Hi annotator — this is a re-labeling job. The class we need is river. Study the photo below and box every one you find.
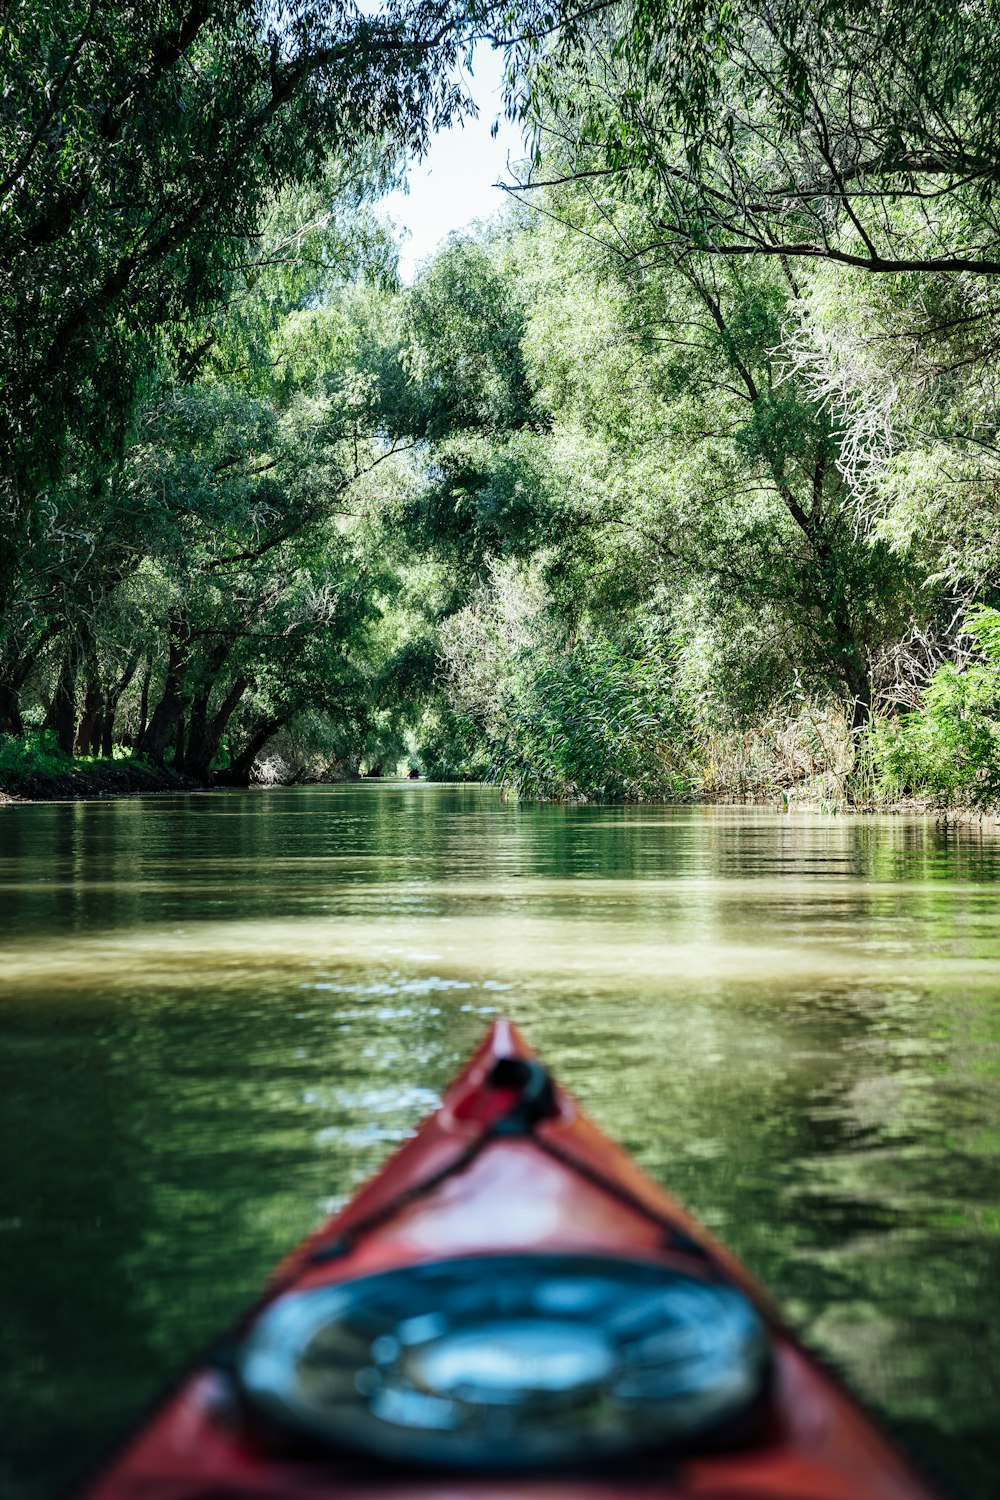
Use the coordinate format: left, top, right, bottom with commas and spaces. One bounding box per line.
1, 784, 998, 1497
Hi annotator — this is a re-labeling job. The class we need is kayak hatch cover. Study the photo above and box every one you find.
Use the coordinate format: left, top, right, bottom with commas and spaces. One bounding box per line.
78, 1018, 947, 1500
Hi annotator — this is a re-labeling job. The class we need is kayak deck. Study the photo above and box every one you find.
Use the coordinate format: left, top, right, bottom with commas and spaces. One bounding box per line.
81, 1019, 943, 1500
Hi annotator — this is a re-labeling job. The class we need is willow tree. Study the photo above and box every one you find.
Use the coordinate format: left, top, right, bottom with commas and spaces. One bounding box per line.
500, 3, 1000, 730
0, 1, 447, 732
513, 0, 1000, 277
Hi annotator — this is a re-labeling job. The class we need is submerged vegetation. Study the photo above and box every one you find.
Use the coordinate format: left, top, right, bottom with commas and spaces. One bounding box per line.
3, 0, 1000, 806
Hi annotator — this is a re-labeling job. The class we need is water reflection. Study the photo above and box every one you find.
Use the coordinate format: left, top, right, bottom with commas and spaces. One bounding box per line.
0, 787, 998, 1497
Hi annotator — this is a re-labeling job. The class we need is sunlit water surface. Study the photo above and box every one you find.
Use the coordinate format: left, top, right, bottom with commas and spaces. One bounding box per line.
1, 785, 998, 1498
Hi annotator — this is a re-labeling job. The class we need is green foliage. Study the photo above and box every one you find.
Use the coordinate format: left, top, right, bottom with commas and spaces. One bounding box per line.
0, 732, 178, 799
0, 177, 431, 776
7, 0, 1000, 806
399, 236, 539, 441
0, 0, 461, 578
491, 0, 1000, 805
0, 733, 72, 780
0, 0, 479, 771
873, 612, 1000, 813
486, 626, 697, 801
523, 0, 1000, 277
416, 705, 493, 783
386, 235, 554, 576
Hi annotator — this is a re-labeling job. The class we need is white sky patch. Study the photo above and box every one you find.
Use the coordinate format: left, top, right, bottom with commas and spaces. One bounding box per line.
379, 45, 530, 282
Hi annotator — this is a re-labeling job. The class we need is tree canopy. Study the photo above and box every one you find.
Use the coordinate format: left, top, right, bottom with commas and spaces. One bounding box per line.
3, 0, 1000, 807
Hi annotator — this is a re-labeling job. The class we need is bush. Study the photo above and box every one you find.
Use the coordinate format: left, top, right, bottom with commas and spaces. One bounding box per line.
872, 609, 1000, 812
0, 732, 69, 778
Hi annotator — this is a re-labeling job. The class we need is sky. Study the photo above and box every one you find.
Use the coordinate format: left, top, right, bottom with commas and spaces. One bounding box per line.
378, 46, 531, 282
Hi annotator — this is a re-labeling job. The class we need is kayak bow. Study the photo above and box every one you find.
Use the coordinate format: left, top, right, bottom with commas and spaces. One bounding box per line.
81, 1019, 943, 1500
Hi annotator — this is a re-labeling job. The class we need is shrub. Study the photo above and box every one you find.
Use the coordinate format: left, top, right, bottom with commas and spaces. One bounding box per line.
872, 609, 1000, 812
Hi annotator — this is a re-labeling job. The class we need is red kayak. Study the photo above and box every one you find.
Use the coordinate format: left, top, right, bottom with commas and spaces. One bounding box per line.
82, 1020, 944, 1500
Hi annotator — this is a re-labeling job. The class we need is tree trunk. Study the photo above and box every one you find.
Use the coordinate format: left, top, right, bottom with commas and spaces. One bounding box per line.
0, 617, 64, 738
100, 650, 141, 756
134, 653, 153, 749
99, 713, 114, 760
221, 712, 287, 785
830, 606, 872, 732
178, 640, 233, 780
140, 622, 190, 764
49, 647, 81, 755
180, 689, 212, 779
847, 666, 873, 732
182, 672, 247, 782
0, 680, 24, 737
75, 667, 104, 756
211, 675, 248, 751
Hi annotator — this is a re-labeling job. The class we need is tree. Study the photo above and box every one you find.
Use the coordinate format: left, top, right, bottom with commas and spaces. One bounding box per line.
1, 178, 420, 769
383, 232, 556, 575
1, 0, 471, 590
513, 0, 1000, 277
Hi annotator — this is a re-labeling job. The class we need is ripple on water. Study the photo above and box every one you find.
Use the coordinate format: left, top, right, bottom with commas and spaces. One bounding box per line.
0, 787, 998, 1500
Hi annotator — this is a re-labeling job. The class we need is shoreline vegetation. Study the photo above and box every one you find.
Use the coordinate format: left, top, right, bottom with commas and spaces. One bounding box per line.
0, 739, 201, 803
2, 734, 997, 826
4, 4, 1000, 821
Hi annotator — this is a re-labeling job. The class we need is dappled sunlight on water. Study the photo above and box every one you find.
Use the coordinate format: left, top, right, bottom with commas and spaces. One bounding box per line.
0, 785, 998, 1497
6, 904, 1000, 994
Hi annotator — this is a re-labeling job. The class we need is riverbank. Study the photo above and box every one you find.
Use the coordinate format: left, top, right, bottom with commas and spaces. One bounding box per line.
2, 734, 996, 819
0, 742, 203, 802
3, 768, 994, 823
0, 737, 372, 802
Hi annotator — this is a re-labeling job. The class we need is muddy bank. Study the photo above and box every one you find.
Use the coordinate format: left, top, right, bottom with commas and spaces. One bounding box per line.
0, 752, 372, 802
0, 757, 204, 803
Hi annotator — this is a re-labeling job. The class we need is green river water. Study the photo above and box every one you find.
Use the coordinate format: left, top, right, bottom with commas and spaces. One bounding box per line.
1, 784, 998, 1497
